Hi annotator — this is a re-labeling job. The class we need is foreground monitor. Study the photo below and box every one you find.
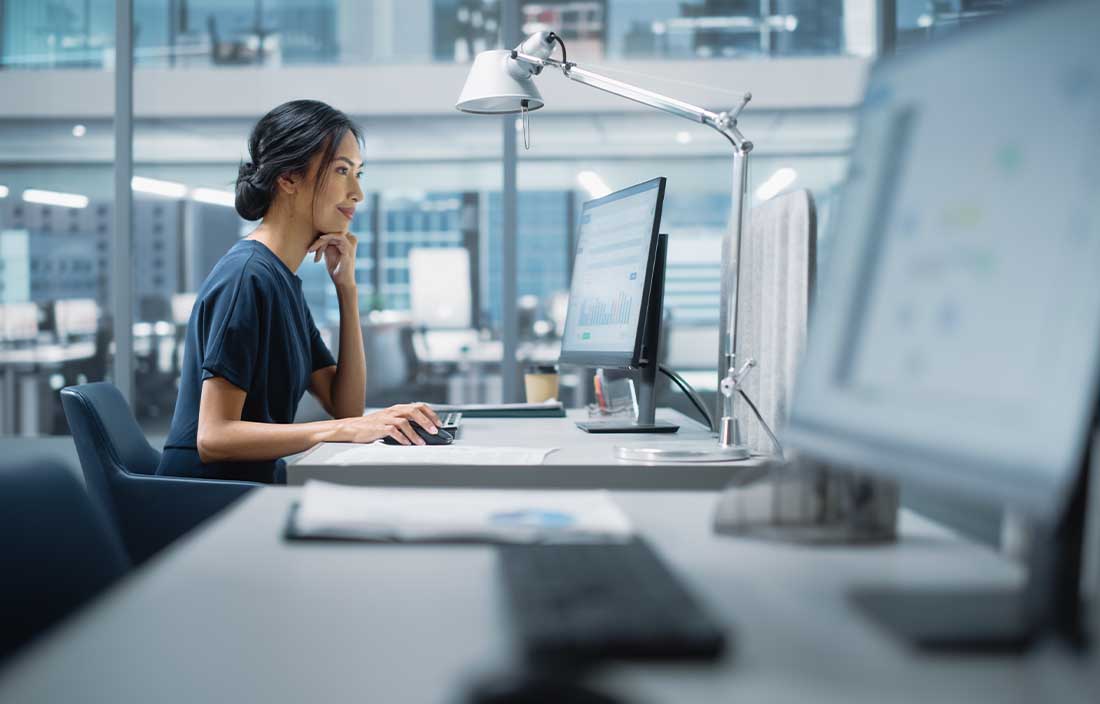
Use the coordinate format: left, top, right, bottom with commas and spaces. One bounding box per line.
786, 0, 1100, 647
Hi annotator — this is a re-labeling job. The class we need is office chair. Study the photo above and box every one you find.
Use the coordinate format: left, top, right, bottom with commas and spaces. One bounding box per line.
364, 321, 420, 406
0, 459, 129, 662
363, 322, 446, 407
61, 381, 258, 565
734, 188, 816, 454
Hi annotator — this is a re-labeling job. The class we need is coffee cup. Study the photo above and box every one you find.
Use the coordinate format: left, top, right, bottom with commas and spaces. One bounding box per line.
524, 364, 560, 403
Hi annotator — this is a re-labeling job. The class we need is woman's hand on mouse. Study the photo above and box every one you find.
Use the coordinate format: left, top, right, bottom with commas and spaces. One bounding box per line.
308, 231, 357, 290
339, 403, 442, 446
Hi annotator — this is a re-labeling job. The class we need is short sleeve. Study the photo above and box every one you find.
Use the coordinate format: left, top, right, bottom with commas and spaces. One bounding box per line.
307, 306, 337, 372
200, 272, 264, 392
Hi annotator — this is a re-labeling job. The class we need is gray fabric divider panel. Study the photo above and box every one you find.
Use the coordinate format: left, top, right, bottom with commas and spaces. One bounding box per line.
734, 188, 816, 454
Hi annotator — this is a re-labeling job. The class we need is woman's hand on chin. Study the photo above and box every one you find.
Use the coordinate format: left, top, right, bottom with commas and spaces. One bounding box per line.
308, 231, 358, 289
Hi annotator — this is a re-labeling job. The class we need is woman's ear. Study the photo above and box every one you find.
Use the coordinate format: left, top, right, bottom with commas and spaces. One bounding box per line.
276, 172, 298, 195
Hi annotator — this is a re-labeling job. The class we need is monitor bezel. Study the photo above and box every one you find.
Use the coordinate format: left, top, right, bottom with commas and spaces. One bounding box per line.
558, 176, 666, 370
783, 0, 1100, 523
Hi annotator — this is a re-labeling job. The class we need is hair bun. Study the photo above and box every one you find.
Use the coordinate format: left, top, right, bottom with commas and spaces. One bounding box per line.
238, 161, 258, 182
235, 161, 270, 220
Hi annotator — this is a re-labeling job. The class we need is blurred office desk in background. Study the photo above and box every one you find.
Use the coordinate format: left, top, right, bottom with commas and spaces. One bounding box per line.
0, 488, 1092, 704
288, 408, 759, 490
412, 330, 561, 366
408, 331, 565, 405
0, 341, 97, 436
0, 319, 178, 436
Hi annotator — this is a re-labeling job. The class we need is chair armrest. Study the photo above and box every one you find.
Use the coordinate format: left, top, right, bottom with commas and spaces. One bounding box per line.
112, 474, 259, 564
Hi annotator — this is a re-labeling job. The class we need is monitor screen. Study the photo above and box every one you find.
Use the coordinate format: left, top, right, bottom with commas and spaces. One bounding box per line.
0, 302, 39, 342
409, 248, 473, 329
54, 299, 97, 338
559, 177, 665, 368
786, 0, 1100, 521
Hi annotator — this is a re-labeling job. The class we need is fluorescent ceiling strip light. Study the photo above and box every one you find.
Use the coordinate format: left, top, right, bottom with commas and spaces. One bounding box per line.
22, 188, 89, 208
132, 176, 188, 198
191, 187, 236, 207
755, 168, 797, 202
576, 170, 612, 199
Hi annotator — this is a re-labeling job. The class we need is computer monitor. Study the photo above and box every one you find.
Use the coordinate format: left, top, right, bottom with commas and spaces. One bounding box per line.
0, 302, 39, 343
785, 0, 1100, 646
53, 299, 98, 340
409, 247, 473, 329
171, 293, 198, 326
560, 177, 677, 433
561, 177, 664, 369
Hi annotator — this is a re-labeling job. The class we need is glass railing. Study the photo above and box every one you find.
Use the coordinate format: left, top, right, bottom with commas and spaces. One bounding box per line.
1, 0, 877, 71
895, 0, 1026, 52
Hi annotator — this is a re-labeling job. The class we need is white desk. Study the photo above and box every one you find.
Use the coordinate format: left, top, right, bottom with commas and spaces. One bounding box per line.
0, 341, 97, 436
289, 408, 764, 490
0, 488, 1092, 703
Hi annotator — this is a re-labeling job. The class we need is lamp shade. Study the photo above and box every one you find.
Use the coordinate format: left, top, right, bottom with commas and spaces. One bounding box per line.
455, 50, 545, 114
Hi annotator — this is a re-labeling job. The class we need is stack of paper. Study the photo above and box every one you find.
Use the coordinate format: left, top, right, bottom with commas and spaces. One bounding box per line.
290, 480, 634, 544
324, 444, 555, 466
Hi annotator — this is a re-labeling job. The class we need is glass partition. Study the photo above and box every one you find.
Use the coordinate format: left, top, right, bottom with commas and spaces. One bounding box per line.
1, 0, 877, 71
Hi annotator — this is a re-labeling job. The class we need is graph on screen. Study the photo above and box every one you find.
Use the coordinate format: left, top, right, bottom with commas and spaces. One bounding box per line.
562, 180, 662, 357
840, 52, 1100, 412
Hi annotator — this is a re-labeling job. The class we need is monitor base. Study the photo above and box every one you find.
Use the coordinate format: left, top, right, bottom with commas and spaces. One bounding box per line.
615, 443, 751, 462
713, 456, 899, 543
576, 420, 680, 434
850, 588, 1036, 652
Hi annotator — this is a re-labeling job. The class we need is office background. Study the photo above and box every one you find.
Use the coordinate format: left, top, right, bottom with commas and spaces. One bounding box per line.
0, 0, 1023, 532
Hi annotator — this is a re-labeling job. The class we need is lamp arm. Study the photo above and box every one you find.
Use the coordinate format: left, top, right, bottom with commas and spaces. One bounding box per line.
511, 50, 755, 449
512, 52, 752, 150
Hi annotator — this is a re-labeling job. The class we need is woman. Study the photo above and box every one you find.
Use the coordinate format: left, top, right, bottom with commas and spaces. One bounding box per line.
158, 99, 441, 484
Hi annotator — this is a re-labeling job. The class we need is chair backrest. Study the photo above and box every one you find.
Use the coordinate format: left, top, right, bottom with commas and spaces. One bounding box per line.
733, 189, 816, 454
60, 382, 163, 525
0, 459, 129, 662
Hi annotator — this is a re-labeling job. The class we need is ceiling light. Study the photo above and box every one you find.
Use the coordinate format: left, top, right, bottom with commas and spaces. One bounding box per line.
675, 131, 693, 145
0, 185, 9, 198
132, 176, 188, 198
191, 187, 236, 207
22, 188, 89, 208
72, 124, 87, 138
576, 170, 611, 199
754, 168, 797, 202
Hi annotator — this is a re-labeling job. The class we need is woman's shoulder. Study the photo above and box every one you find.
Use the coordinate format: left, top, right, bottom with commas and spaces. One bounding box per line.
200, 242, 278, 301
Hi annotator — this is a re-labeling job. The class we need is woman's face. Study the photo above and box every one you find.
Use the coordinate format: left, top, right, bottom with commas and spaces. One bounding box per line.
306, 130, 364, 235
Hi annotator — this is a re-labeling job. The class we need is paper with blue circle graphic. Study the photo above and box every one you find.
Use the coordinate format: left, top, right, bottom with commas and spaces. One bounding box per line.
295, 480, 633, 544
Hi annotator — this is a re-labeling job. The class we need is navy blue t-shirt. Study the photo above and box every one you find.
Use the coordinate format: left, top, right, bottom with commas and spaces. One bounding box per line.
158, 239, 336, 483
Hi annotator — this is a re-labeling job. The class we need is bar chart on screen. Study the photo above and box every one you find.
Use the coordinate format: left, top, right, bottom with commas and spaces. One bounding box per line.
840, 51, 1100, 418
577, 291, 634, 327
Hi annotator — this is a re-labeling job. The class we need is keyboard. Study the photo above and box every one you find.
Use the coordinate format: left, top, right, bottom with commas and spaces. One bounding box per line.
439, 412, 462, 433
498, 539, 727, 663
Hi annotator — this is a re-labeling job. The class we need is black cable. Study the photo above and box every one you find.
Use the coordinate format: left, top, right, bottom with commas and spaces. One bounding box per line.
658, 364, 714, 432
737, 388, 784, 458
547, 32, 567, 63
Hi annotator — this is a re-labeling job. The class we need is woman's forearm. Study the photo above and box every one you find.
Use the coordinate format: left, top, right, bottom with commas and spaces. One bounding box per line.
197, 417, 347, 464
330, 282, 367, 418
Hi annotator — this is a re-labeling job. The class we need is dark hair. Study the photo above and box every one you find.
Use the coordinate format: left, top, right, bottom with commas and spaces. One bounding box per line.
235, 100, 363, 221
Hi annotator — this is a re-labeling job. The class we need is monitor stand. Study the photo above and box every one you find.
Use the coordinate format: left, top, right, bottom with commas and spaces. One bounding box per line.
849, 428, 1094, 651
576, 234, 679, 435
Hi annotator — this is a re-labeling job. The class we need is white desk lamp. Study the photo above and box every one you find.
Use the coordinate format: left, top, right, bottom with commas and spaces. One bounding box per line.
457, 31, 756, 462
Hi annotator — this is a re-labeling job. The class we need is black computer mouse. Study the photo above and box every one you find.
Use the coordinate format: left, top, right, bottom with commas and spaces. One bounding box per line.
381, 423, 453, 446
